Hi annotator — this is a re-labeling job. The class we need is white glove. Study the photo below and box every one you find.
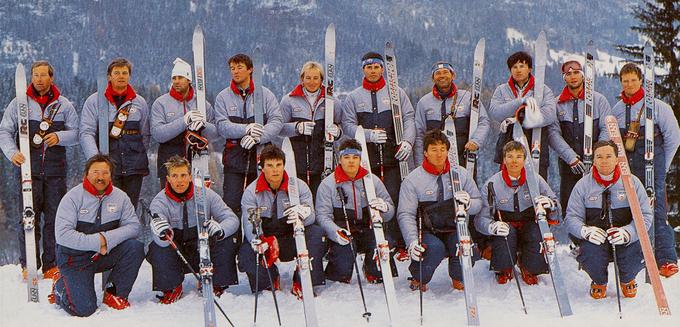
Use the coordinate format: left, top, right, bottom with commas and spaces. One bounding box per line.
394, 141, 412, 161
326, 124, 341, 139
368, 129, 387, 144
240, 135, 259, 150
570, 158, 587, 175
499, 117, 517, 133
150, 215, 173, 240
187, 111, 206, 131
205, 219, 224, 239
454, 190, 471, 211
581, 225, 607, 245
534, 195, 556, 212
189, 120, 205, 131
183, 111, 194, 125
408, 240, 426, 261
369, 198, 389, 213
283, 204, 312, 224
336, 228, 351, 246
296, 121, 315, 136
489, 221, 510, 237
251, 238, 269, 254
522, 97, 543, 128
606, 227, 630, 245
245, 123, 264, 138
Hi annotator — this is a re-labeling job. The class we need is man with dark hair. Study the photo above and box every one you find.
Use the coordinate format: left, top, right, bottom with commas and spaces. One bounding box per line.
237, 144, 324, 298
0, 60, 79, 280
146, 155, 240, 303
80, 57, 150, 208
316, 138, 396, 284
151, 57, 218, 188
476, 140, 561, 285
49, 154, 144, 316
414, 61, 490, 169
607, 62, 680, 277
548, 57, 611, 218
341, 50, 416, 261
489, 51, 557, 179
397, 129, 481, 291
214, 53, 283, 217
565, 140, 653, 298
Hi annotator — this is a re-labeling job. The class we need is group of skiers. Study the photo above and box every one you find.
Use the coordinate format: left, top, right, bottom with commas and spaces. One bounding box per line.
1, 39, 678, 320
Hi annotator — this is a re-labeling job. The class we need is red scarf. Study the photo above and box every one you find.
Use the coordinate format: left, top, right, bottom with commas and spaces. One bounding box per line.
230, 79, 255, 96
26, 84, 60, 107
169, 86, 194, 102
421, 158, 451, 176
432, 83, 457, 100
105, 83, 137, 105
558, 86, 584, 103
255, 171, 290, 193
82, 176, 113, 197
362, 77, 386, 92
289, 84, 326, 98
334, 165, 369, 183
501, 164, 526, 187
508, 75, 535, 98
164, 181, 195, 203
592, 165, 621, 188
620, 88, 644, 105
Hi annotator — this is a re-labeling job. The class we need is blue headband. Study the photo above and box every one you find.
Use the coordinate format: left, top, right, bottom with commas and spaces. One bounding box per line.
362, 58, 384, 67
339, 148, 362, 157
431, 62, 454, 76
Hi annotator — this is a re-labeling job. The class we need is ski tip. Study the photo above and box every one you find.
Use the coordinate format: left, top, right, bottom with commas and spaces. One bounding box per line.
587, 39, 594, 46
16, 62, 24, 71
386, 40, 394, 48
327, 22, 335, 30
194, 24, 203, 33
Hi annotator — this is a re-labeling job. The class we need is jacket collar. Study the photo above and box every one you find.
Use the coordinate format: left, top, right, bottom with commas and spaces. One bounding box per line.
592, 165, 621, 188
558, 86, 584, 103
432, 82, 457, 100
230, 79, 254, 97
255, 171, 290, 193
105, 83, 137, 105
164, 181, 194, 203
26, 84, 60, 107
289, 84, 326, 98
421, 158, 451, 175
169, 85, 194, 102
621, 88, 644, 105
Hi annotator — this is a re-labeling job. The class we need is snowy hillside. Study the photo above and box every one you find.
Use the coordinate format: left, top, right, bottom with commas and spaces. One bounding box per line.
1, 246, 678, 326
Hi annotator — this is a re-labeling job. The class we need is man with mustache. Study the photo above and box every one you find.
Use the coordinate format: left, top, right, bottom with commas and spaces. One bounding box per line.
0, 60, 79, 281
49, 154, 144, 316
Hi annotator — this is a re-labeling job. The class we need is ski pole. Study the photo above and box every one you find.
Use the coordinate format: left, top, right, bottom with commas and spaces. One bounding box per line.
488, 183, 527, 314
417, 207, 424, 326
141, 203, 235, 327
249, 207, 282, 326
603, 189, 623, 319
306, 135, 312, 186
337, 187, 372, 321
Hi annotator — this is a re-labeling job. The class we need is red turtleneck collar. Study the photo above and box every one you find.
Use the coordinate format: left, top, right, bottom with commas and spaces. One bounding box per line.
289, 84, 326, 98
164, 181, 195, 203
170, 86, 194, 102
362, 77, 386, 92
501, 164, 526, 187
334, 164, 369, 183
105, 83, 137, 105
432, 83, 457, 100
26, 84, 60, 107
592, 165, 621, 188
508, 75, 535, 98
558, 86, 584, 103
255, 171, 290, 193
230, 79, 255, 96
422, 159, 451, 176
82, 176, 113, 197
621, 88, 644, 105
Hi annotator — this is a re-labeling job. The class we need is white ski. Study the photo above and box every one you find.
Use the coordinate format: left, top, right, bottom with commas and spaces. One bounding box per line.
466, 38, 485, 176
323, 23, 336, 178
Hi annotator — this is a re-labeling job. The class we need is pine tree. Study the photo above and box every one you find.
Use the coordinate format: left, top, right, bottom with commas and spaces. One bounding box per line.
616, 0, 680, 242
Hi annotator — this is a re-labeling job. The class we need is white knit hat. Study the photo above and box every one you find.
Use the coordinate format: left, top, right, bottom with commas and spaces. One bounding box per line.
172, 57, 192, 81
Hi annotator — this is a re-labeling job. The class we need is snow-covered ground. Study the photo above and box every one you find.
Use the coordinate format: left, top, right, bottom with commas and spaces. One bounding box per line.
1, 246, 679, 326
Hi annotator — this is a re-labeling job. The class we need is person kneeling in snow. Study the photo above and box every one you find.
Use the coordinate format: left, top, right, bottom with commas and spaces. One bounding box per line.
476, 140, 561, 286
237, 145, 325, 299
147, 155, 240, 303
49, 154, 144, 316
398, 129, 482, 291
565, 140, 652, 299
